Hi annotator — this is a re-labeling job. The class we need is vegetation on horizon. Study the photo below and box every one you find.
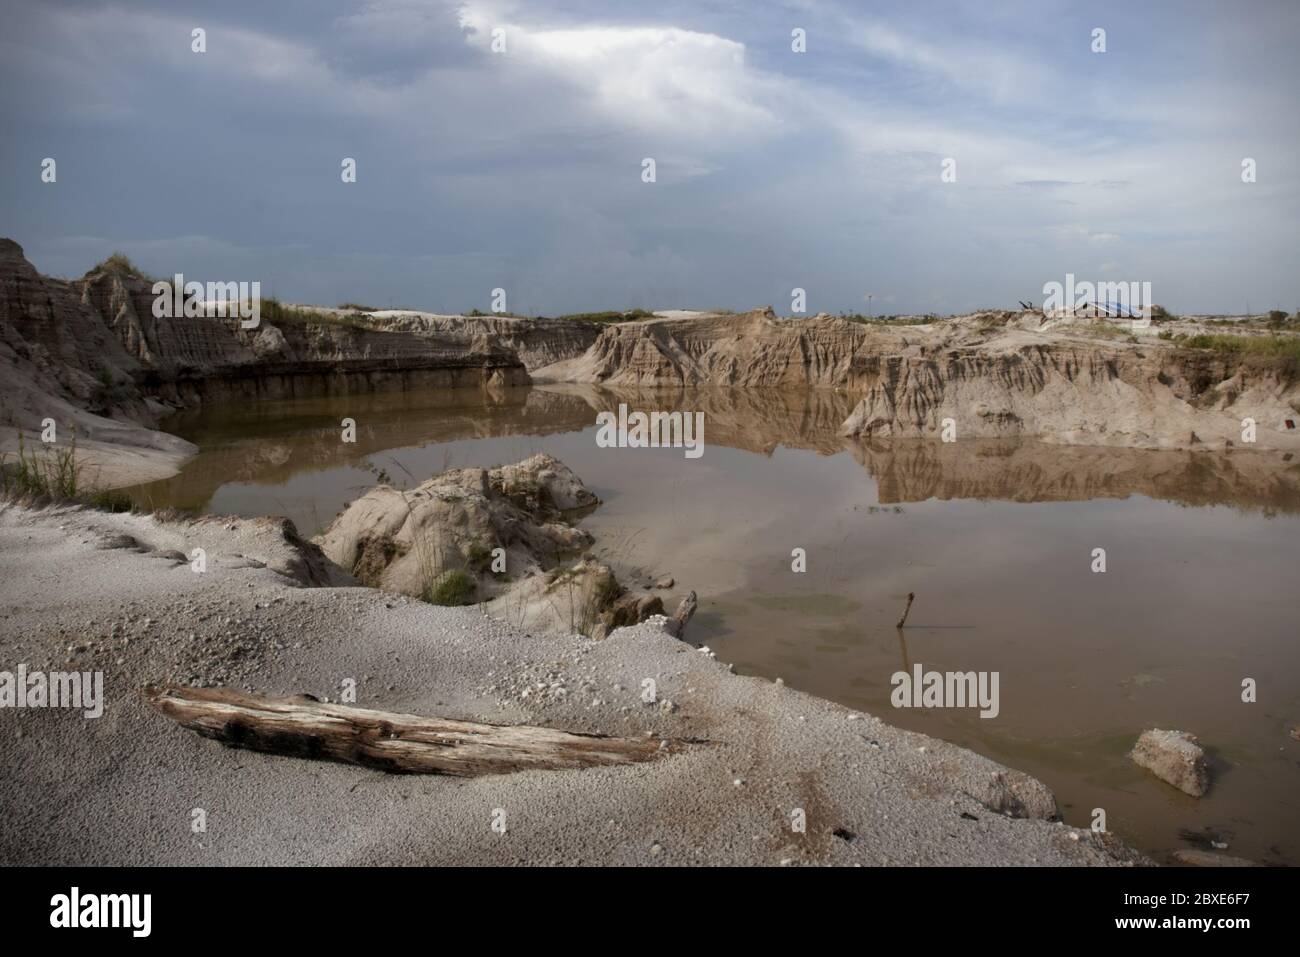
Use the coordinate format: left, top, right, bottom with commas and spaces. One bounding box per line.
262, 297, 372, 329
1164, 332, 1300, 361
465, 308, 522, 319
838, 312, 939, 326
463, 307, 655, 323
548, 309, 655, 324
87, 251, 151, 281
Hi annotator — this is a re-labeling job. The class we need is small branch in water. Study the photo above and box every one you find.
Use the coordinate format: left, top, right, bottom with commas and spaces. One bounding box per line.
896, 592, 915, 629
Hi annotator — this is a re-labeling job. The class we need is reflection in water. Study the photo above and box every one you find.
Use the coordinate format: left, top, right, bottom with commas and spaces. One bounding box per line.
896, 627, 911, 675
852, 438, 1300, 514
132, 383, 1300, 517
125, 384, 1300, 864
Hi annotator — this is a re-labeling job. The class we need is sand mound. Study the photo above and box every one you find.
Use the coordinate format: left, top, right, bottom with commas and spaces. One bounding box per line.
315, 454, 664, 637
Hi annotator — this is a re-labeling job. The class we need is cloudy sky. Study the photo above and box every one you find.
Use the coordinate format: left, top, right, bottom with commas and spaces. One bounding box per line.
3, 0, 1297, 315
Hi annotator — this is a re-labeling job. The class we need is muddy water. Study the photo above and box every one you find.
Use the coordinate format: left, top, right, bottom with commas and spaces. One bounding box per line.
127, 384, 1300, 864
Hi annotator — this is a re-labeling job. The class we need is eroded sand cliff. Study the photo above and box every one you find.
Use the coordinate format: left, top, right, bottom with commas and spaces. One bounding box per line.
4, 235, 1298, 488
518, 308, 1300, 451
0, 239, 527, 484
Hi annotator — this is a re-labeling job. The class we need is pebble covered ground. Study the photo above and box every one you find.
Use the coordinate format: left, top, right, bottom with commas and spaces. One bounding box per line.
0, 503, 1146, 867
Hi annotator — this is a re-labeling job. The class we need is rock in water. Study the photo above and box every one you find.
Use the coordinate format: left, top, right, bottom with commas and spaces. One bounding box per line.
1130, 729, 1210, 797
663, 591, 698, 641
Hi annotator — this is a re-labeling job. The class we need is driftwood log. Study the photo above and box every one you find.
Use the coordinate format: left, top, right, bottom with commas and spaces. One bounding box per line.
146, 685, 675, 776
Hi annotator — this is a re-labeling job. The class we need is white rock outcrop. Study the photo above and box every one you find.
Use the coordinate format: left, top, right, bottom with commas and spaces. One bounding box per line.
1130, 729, 1211, 797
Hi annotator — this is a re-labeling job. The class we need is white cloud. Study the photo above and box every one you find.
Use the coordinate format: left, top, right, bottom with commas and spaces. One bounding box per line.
4, 0, 1295, 314
457, 5, 778, 138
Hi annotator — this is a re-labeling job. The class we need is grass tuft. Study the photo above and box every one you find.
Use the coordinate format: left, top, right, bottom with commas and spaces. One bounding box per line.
425, 568, 476, 606
0, 429, 144, 513
0, 431, 83, 499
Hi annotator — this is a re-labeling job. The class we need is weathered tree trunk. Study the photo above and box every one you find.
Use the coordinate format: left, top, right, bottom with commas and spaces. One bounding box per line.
145, 685, 674, 776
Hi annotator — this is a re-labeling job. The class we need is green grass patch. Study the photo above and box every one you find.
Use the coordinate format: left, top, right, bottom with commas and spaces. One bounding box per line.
423, 568, 476, 606
544, 309, 656, 324
261, 298, 371, 329
1170, 333, 1300, 360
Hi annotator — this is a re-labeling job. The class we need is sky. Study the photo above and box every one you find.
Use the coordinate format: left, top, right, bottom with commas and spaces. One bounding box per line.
2, 0, 1297, 316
